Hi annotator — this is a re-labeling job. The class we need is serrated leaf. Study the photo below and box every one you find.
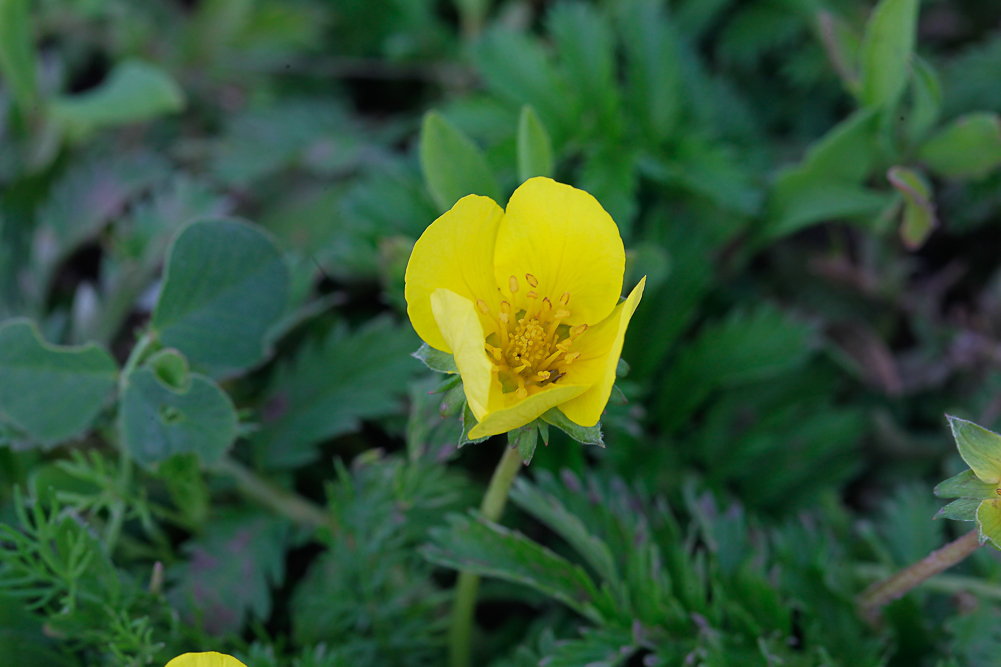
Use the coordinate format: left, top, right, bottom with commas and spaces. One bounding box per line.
412, 342, 458, 373
540, 407, 603, 447
0, 319, 117, 447
934, 469, 997, 499
256, 318, 420, 467
947, 416, 1001, 485
49, 60, 185, 139
919, 112, 1001, 180
509, 477, 622, 596
543, 626, 636, 667
119, 366, 238, 468
976, 499, 1001, 549
859, 0, 919, 110
0, 0, 38, 115
152, 218, 290, 376
423, 512, 603, 622
888, 166, 937, 249
419, 111, 499, 212
937, 498, 980, 522
618, 0, 681, 142
517, 105, 553, 182
511, 423, 538, 464
169, 513, 289, 634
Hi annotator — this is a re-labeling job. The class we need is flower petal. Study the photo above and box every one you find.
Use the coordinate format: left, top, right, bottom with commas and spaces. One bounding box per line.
558, 277, 645, 427
494, 177, 625, 327
948, 416, 1001, 484
468, 383, 588, 440
405, 194, 505, 352
977, 498, 1001, 549
166, 653, 247, 667
431, 288, 494, 419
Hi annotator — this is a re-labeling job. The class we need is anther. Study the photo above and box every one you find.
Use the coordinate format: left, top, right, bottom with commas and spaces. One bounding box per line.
571, 324, 588, 337
476, 299, 491, 314
541, 298, 552, 313
526, 291, 538, 299
525, 273, 539, 288
559, 292, 570, 306
537, 371, 551, 380
554, 309, 570, 320
509, 275, 519, 293
564, 351, 581, 364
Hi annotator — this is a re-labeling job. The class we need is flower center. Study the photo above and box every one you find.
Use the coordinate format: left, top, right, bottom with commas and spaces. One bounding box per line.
477, 274, 587, 399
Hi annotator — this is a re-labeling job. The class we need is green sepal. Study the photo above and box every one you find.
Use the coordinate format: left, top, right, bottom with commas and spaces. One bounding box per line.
616, 358, 630, 377
538, 420, 549, 447
976, 499, 1001, 550
511, 423, 538, 465
439, 383, 466, 418
609, 384, 628, 406
432, 373, 462, 394
933, 469, 997, 500
541, 408, 603, 447
459, 403, 489, 448
947, 416, 1001, 484
936, 497, 980, 522
413, 343, 458, 374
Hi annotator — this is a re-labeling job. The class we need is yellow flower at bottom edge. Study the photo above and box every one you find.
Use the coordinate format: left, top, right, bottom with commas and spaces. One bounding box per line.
165, 652, 247, 667
405, 176, 645, 440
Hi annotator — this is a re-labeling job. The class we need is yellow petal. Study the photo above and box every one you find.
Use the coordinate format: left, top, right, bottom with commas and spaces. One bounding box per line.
431, 288, 494, 419
558, 277, 646, 427
494, 177, 625, 327
165, 653, 247, 667
405, 194, 504, 352
469, 383, 588, 440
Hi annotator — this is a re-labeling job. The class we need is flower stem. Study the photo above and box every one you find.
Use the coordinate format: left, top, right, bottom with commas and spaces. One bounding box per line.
214, 456, 338, 533
857, 529, 981, 622
449, 444, 522, 667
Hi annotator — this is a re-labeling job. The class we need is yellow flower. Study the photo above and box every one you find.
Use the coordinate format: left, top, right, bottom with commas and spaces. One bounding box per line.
165, 653, 246, 667
405, 177, 645, 439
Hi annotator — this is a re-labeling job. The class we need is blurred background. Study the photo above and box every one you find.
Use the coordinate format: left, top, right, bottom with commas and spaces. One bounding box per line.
5, 0, 1001, 665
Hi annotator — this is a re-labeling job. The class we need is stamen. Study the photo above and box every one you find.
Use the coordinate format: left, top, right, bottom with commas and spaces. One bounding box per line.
525, 273, 539, 288
509, 275, 519, 293
559, 292, 570, 306
526, 291, 538, 299
564, 351, 581, 364
541, 298, 553, 315
516, 376, 528, 399
571, 324, 588, 338
476, 299, 491, 314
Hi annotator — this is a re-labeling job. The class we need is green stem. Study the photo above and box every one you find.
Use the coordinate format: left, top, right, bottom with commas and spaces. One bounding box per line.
119, 332, 154, 392
102, 454, 133, 555
214, 456, 338, 533
449, 443, 523, 667
857, 529, 981, 623
855, 563, 1001, 601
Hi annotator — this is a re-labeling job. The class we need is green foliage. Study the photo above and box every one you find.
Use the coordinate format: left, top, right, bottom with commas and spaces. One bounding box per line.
3, 0, 1001, 664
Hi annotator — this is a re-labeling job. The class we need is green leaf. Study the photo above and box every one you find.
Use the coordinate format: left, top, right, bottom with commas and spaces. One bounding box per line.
0, 319, 117, 447
937, 497, 980, 522
906, 56, 943, 145
169, 513, 289, 634
509, 477, 623, 595
976, 499, 1001, 549
255, 318, 420, 468
517, 105, 553, 182
947, 416, 1001, 485
412, 342, 458, 373
540, 407, 603, 447
152, 218, 290, 376
511, 423, 538, 464
887, 166, 937, 249
542, 626, 636, 667
146, 348, 191, 392
0, 0, 38, 115
119, 366, 238, 469
618, 0, 681, 142
419, 111, 500, 212
935, 469, 998, 500
423, 512, 603, 622
157, 453, 209, 527
859, 0, 919, 110
919, 112, 1001, 180
49, 59, 185, 139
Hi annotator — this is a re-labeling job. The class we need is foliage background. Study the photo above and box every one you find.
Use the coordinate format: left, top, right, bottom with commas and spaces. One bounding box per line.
3, 0, 1001, 665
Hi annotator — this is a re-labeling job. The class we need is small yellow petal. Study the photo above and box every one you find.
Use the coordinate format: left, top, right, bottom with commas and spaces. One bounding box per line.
405, 195, 504, 353
165, 653, 247, 667
469, 383, 588, 439
430, 288, 494, 420
493, 177, 625, 327
558, 277, 645, 427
